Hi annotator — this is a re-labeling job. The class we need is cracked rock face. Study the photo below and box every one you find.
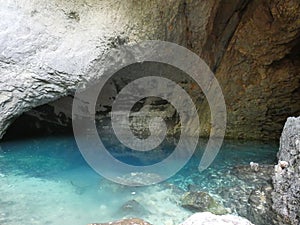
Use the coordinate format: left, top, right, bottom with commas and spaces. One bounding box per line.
272, 117, 300, 225
0, 0, 186, 139
211, 0, 300, 140
0, 0, 300, 140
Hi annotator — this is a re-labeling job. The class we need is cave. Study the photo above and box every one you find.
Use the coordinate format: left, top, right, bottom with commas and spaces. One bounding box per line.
0, 1, 299, 225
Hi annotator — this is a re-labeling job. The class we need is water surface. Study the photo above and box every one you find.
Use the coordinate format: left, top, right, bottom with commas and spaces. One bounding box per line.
0, 135, 278, 225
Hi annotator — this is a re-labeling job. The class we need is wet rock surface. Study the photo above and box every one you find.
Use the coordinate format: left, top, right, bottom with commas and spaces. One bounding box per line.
179, 212, 254, 225
231, 164, 274, 185
117, 200, 149, 217
181, 191, 227, 215
88, 218, 152, 225
272, 117, 300, 225
114, 172, 163, 186
247, 184, 279, 225
217, 163, 279, 225
216, 117, 300, 225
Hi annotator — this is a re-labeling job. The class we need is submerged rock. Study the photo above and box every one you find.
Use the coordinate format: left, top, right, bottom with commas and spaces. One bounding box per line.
180, 212, 254, 225
219, 163, 279, 224
272, 117, 300, 225
117, 199, 149, 217
115, 172, 163, 186
247, 184, 279, 225
231, 164, 274, 185
217, 184, 251, 219
181, 191, 227, 215
88, 218, 151, 225
221, 117, 300, 225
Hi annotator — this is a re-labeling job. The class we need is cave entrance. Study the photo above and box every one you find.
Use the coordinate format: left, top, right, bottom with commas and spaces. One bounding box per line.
3, 62, 206, 141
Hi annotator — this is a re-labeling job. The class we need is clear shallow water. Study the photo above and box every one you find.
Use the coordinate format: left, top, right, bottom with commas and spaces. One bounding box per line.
0, 136, 278, 225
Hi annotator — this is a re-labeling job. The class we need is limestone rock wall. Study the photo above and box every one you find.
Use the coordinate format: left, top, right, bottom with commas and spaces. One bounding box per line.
212, 0, 300, 140
272, 117, 300, 225
0, 0, 299, 140
0, 0, 184, 138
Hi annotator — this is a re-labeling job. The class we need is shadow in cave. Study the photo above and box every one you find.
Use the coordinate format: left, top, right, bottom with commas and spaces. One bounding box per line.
2, 99, 74, 141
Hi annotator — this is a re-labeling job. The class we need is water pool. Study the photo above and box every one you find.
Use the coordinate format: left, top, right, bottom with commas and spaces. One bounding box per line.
0, 136, 278, 225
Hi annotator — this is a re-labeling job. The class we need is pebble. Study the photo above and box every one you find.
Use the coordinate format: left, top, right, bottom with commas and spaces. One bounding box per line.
279, 161, 289, 168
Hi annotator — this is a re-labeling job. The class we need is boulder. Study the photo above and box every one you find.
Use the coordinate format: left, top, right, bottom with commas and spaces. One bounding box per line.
180, 191, 227, 215
180, 212, 254, 225
247, 184, 279, 225
272, 117, 300, 225
117, 200, 149, 217
88, 218, 151, 225
231, 164, 274, 185
219, 164, 279, 224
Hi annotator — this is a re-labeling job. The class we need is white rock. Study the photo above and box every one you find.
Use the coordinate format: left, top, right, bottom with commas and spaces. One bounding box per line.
279, 160, 289, 169
180, 212, 254, 225
250, 162, 259, 172
274, 164, 282, 174
0, 0, 190, 139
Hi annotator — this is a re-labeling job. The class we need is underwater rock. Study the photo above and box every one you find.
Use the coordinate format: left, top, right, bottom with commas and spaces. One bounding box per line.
218, 181, 281, 225
161, 183, 186, 196
180, 191, 227, 215
227, 116, 300, 225
115, 172, 163, 186
231, 164, 274, 185
180, 212, 254, 225
217, 184, 251, 219
272, 117, 300, 225
247, 184, 279, 225
217, 167, 279, 225
88, 218, 151, 225
117, 199, 149, 217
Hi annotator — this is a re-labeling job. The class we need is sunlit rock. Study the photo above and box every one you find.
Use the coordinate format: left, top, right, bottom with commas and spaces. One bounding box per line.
0, 0, 299, 141
180, 191, 228, 215
88, 218, 151, 225
180, 212, 254, 225
115, 172, 163, 186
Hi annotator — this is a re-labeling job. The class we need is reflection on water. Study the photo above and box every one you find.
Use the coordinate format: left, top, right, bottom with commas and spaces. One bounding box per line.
0, 135, 278, 225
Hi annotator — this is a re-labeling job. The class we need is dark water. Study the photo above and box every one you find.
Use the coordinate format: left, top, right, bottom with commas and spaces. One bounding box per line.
0, 135, 278, 225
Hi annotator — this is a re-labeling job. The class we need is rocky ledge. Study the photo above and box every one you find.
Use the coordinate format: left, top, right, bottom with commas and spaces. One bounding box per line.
272, 117, 300, 225
219, 117, 300, 225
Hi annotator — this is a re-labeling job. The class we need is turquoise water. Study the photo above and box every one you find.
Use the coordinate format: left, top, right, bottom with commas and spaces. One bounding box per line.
0, 136, 278, 225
